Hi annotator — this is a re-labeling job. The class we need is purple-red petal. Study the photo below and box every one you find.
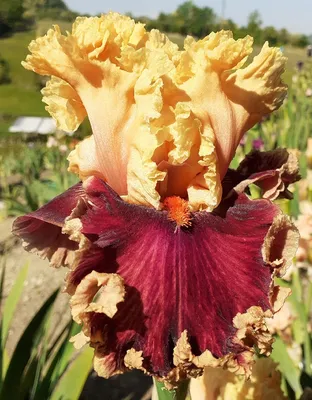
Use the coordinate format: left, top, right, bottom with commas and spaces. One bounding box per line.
12, 183, 83, 267
223, 149, 300, 200
68, 177, 287, 376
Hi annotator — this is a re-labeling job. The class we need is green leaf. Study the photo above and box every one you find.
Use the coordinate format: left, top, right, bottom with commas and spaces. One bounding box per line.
0, 264, 5, 388
0, 264, 5, 310
271, 336, 302, 397
50, 346, 93, 400
20, 320, 70, 399
50, 322, 81, 381
1, 263, 28, 346
292, 318, 305, 345
32, 321, 79, 400
1, 350, 9, 380
19, 356, 40, 400
29, 315, 51, 400
154, 379, 189, 400
0, 289, 58, 400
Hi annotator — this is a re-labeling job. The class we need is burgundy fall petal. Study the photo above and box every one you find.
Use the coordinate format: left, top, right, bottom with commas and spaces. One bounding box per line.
68, 177, 287, 378
12, 183, 83, 267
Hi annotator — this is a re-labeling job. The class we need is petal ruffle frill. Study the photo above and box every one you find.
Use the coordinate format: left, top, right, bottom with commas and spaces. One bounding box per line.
22, 14, 287, 211
12, 174, 298, 386
12, 183, 83, 267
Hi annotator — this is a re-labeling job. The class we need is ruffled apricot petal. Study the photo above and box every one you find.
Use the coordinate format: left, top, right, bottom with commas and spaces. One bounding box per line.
67, 135, 105, 182
219, 43, 287, 174
42, 77, 87, 132
189, 357, 286, 400
22, 16, 145, 196
176, 33, 287, 178
22, 16, 287, 210
66, 177, 297, 379
12, 183, 83, 267
70, 271, 125, 323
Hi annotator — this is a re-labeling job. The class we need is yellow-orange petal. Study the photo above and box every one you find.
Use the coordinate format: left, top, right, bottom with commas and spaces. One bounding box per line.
42, 77, 87, 132
22, 16, 287, 211
67, 135, 105, 181
189, 357, 286, 400
174, 31, 287, 179
220, 43, 287, 173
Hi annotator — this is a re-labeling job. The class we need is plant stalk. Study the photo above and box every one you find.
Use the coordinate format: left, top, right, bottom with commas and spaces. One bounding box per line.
153, 378, 190, 400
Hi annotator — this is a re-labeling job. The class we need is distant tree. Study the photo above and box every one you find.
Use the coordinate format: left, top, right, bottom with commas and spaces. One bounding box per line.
247, 10, 262, 30
23, 0, 44, 16
0, 53, 11, 84
221, 19, 237, 32
0, 0, 27, 35
290, 34, 309, 48
246, 10, 262, 43
149, 12, 178, 33
279, 28, 290, 45
133, 3, 310, 50
42, 0, 68, 9
174, 1, 216, 37
263, 26, 279, 46
191, 6, 216, 37
175, 1, 194, 35
28, 0, 79, 22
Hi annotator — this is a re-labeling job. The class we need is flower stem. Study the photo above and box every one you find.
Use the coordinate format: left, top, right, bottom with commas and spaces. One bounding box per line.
153, 378, 190, 400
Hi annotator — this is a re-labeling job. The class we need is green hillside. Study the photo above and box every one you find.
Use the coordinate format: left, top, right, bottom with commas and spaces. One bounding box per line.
0, 20, 76, 134
0, 31, 45, 117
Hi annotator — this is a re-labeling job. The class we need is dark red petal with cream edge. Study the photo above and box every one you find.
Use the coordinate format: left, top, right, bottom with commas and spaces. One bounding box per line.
68, 177, 285, 376
222, 149, 300, 200
12, 183, 83, 267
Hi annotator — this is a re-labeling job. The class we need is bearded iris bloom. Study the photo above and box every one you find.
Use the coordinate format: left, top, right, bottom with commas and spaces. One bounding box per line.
13, 13, 300, 388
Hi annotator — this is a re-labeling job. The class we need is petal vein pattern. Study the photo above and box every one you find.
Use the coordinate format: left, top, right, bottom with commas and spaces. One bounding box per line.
65, 177, 294, 381
12, 174, 299, 385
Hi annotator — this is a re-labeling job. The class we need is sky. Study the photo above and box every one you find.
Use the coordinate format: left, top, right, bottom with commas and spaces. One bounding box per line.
65, 0, 312, 35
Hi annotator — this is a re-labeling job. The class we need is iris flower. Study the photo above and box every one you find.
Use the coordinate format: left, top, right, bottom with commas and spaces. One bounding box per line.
13, 13, 300, 388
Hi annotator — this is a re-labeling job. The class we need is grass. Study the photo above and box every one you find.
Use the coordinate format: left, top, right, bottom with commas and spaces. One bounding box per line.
0, 120, 11, 137
272, 46, 308, 85
0, 30, 47, 119
0, 20, 73, 120
0, 85, 46, 116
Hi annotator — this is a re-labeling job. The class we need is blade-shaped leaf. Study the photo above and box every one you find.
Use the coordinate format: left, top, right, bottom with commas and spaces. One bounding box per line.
32, 321, 78, 400
1, 350, 9, 381
0, 264, 5, 387
271, 336, 303, 397
0, 263, 5, 310
154, 378, 189, 400
50, 346, 93, 400
19, 356, 40, 400
0, 289, 58, 400
1, 263, 28, 346
50, 322, 81, 381
19, 319, 64, 400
